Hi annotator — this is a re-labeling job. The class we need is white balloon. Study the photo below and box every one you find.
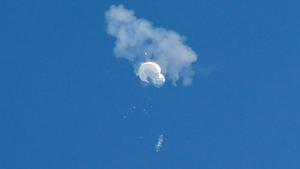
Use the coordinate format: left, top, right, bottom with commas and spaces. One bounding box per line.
137, 62, 165, 86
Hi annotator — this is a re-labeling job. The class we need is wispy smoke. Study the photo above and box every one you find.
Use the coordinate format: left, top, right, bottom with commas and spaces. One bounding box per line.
105, 5, 198, 86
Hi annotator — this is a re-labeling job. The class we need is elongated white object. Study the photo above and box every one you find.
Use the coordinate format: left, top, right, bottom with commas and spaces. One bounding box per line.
155, 134, 164, 152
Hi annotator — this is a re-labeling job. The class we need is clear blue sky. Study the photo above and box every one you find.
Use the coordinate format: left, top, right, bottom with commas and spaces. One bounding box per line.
0, 0, 299, 169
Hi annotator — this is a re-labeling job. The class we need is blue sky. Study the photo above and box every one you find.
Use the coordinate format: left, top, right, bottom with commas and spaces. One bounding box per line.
0, 0, 299, 169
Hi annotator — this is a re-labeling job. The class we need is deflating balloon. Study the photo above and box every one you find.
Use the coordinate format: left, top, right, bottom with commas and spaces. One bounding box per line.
137, 62, 165, 86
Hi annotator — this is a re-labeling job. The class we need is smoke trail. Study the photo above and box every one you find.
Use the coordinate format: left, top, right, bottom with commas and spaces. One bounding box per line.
105, 5, 198, 86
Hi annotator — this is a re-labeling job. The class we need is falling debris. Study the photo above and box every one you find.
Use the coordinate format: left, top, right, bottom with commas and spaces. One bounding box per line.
155, 134, 164, 152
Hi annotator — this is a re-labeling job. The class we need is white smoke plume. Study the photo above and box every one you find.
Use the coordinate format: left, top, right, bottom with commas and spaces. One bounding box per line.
105, 5, 198, 86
